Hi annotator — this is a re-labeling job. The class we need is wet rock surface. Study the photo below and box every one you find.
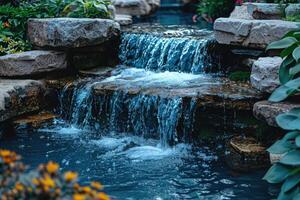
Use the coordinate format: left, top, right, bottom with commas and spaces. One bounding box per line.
0, 50, 67, 77
225, 136, 269, 172
93, 68, 262, 110
214, 18, 299, 49
250, 57, 281, 93
0, 80, 45, 122
28, 18, 120, 48
253, 100, 300, 127
13, 112, 57, 128
112, 0, 159, 16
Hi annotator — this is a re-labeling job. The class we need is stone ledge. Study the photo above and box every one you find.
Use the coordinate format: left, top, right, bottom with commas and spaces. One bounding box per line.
0, 80, 45, 122
0, 50, 67, 78
253, 100, 300, 127
28, 18, 120, 49
214, 18, 299, 49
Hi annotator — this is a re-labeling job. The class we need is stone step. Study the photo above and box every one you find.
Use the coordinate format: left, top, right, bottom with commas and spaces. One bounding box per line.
115, 14, 133, 26
13, 112, 57, 128
28, 18, 120, 49
0, 50, 67, 78
253, 100, 300, 127
113, 0, 160, 16
0, 80, 45, 122
214, 18, 299, 49
93, 68, 263, 110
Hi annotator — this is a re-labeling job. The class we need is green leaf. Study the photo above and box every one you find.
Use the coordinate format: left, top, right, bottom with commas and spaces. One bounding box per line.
263, 163, 293, 184
267, 37, 298, 51
281, 44, 298, 58
280, 55, 295, 84
278, 186, 300, 200
289, 63, 300, 76
269, 77, 300, 102
277, 108, 300, 131
296, 136, 300, 148
267, 131, 299, 154
282, 172, 300, 193
280, 150, 300, 166
292, 46, 300, 62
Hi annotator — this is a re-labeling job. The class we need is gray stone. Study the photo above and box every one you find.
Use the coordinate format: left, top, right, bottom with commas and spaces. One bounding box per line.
250, 57, 282, 93
214, 18, 299, 49
253, 100, 300, 127
230, 5, 254, 20
245, 3, 282, 19
28, 18, 120, 48
0, 50, 67, 77
285, 4, 300, 17
0, 80, 45, 122
112, 0, 151, 16
115, 14, 133, 26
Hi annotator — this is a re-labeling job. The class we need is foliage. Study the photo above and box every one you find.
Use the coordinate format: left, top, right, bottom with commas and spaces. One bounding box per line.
197, 0, 235, 21
286, 15, 300, 22
228, 71, 250, 82
0, 149, 110, 200
266, 28, 300, 102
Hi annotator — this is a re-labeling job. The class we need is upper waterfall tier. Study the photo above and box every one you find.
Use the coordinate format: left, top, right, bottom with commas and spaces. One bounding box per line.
119, 30, 221, 74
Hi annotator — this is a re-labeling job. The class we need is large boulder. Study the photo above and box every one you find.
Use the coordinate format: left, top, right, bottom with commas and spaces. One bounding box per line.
214, 18, 299, 49
250, 57, 282, 93
285, 4, 300, 17
253, 100, 300, 127
112, 0, 159, 16
28, 18, 120, 49
0, 80, 45, 122
0, 50, 67, 77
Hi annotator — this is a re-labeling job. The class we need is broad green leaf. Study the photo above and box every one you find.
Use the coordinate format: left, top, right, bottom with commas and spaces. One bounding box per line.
281, 44, 298, 58
269, 77, 300, 102
280, 150, 300, 166
282, 171, 300, 193
292, 46, 300, 62
278, 186, 300, 200
277, 108, 300, 130
296, 135, 300, 148
267, 37, 298, 51
289, 63, 300, 76
263, 163, 293, 184
267, 131, 299, 154
280, 55, 295, 84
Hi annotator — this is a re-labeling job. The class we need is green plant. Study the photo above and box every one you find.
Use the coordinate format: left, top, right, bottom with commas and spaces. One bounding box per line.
197, 0, 235, 21
228, 71, 251, 82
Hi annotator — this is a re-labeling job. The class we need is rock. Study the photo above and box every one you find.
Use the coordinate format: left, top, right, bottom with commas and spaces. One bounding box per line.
285, 4, 300, 17
115, 14, 133, 26
253, 100, 300, 127
269, 152, 286, 164
0, 80, 45, 122
225, 136, 270, 172
214, 18, 299, 49
245, 3, 281, 19
230, 5, 254, 20
28, 18, 120, 49
0, 50, 67, 77
79, 67, 114, 77
112, 0, 158, 16
13, 112, 57, 128
250, 57, 282, 93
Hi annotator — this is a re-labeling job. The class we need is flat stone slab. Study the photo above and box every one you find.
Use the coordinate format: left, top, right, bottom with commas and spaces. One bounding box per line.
115, 14, 133, 26
225, 136, 269, 172
28, 18, 120, 48
0, 50, 67, 77
112, 0, 157, 16
214, 18, 299, 49
93, 67, 262, 110
250, 57, 282, 93
253, 100, 300, 127
13, 112, 57, 128
0, 80, 45, 122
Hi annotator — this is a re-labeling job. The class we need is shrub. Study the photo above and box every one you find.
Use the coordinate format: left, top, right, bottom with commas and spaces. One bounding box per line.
0, 149, 110, 200
197, 0, 235, 21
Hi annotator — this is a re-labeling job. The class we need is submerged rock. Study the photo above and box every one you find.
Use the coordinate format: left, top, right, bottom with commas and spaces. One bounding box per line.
214, 18, 299, 49
0, 80, 45, 122
225, 136, 269, 172
250, 57, 281, 93
253, 100, 300, 127
28, 18, 120, 49
0, 50, 67, 77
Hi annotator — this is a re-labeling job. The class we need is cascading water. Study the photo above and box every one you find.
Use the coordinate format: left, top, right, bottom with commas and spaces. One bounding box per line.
119, 33, 215, 73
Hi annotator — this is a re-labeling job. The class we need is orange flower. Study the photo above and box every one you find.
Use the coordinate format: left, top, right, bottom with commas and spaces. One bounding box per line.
82, 186, 92, 194
2, 21, 10, 28
91, 181, 103, 190
73, 194, 86, 200
64, 171, 78, 182
32, 178, 39, 185
40, 175, 56, 188
46, 161, 59, 174
15, 182, 24, 191
0, 150, 11, 157
96, 192, 110, 200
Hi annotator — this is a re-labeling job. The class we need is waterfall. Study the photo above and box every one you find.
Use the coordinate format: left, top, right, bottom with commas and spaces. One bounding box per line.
119, 33, 214, 73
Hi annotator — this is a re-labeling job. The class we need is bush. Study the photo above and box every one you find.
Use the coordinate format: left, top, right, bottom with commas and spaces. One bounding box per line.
197, 0, 235, 21
0, 149, 110, 200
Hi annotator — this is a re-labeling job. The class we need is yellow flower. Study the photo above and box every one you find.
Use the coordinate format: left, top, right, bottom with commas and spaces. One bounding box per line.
91, 181, 103, 190
15, 182, 24, 191
96, 192, 110, 200
82, 186, 92, 194
46, 161, 59, 174
73, 194, 86, 200
0, 150, 11, 157
32, 178, 39, 185
41, 175, 56, 188
64, 171, 78, 182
